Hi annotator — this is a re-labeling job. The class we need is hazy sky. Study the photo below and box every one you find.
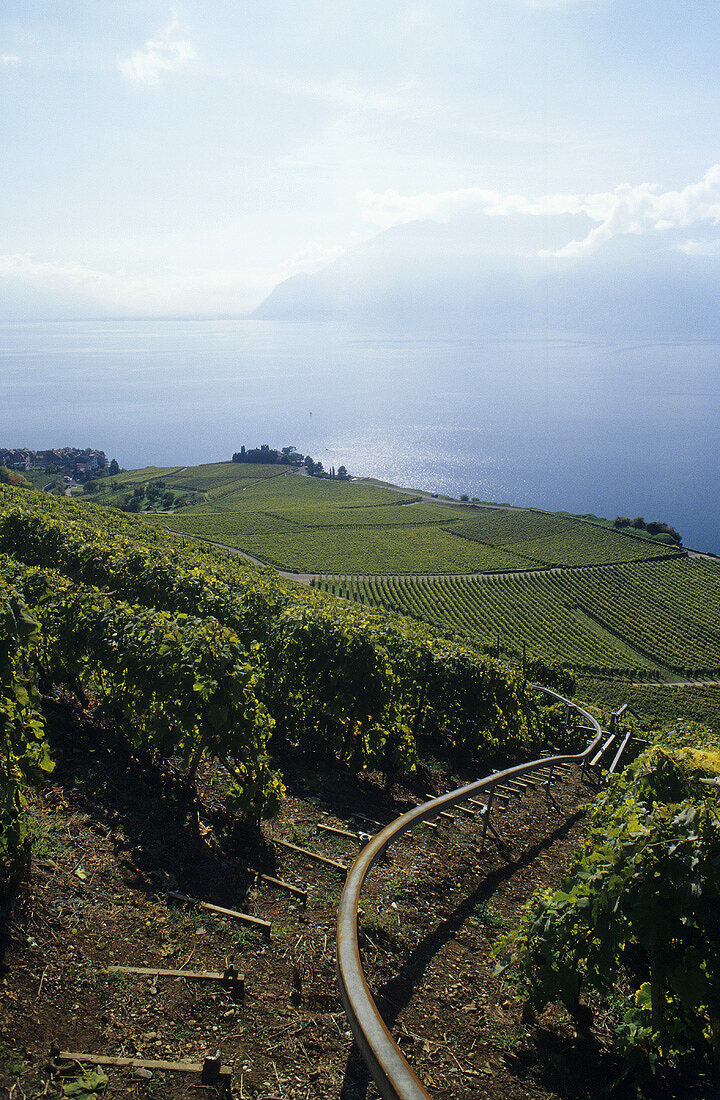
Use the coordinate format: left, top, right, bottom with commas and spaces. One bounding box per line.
2, 0, 720, 317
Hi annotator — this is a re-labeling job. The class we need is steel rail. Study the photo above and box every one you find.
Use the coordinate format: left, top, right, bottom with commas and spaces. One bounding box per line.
336, 686, 602, 1100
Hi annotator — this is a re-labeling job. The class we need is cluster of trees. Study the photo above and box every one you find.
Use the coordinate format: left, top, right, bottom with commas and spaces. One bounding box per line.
303, 456, 348, 480
0, 467, 31, 490
613, 516, 682, 546
116, 480, 176, 513
232, 444, 350, 480
232, 444, 303, 466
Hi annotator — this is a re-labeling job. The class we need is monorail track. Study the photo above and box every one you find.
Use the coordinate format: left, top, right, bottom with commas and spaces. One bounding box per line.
18, 687, 630, 1098
336, 687, 606, 1100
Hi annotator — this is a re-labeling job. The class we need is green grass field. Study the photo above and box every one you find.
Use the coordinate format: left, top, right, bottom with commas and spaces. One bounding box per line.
111, 465, 186, 485
162, 461, 290, 492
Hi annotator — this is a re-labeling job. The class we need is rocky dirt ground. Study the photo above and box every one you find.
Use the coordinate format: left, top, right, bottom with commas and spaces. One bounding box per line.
0, 693, 704, 1100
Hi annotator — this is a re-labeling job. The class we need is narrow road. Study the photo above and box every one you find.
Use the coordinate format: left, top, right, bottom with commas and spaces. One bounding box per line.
292, 550, 685, 585
158, 528, 718, 689
630, 678, 720, 688
159, 525, 684, 586
161, 527, 273, 573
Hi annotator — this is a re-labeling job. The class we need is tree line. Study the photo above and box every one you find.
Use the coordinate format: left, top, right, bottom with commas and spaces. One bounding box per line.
232, 444, 349, 479
613, 516, 682, 546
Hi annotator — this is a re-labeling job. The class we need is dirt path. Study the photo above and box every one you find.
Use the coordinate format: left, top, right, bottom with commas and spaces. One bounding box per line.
159, 525, 683, 588
298, 552, 684, 585
630, 678, 720, 688
160, 526, 274, 573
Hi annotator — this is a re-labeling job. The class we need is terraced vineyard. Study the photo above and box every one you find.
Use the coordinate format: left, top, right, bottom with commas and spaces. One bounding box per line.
161, 509, 534, 574
313, 571, 657, 674
313, 557, 720, 677
71, 459, 710, 676
446, 509, 672, 567
553, 557, 720, 673
159, 461, 291, 493
129, 461, 679, 575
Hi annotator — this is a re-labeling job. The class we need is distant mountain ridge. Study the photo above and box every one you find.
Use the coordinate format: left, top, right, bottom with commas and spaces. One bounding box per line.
252, 213, 720, 339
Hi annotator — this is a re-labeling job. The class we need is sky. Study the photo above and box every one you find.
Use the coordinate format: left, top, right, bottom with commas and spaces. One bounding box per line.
2, 0, 720, 318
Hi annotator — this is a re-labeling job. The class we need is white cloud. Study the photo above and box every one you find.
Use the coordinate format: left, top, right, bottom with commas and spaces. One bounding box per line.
358, 166, 720, 257
0, 237, 355, 316
0, 254, 115, 286
677, 238, 720, 257
553, 166, 720, 257
1, 55, 20, 66
118, 16, 196, 86
357, 185, 591, 228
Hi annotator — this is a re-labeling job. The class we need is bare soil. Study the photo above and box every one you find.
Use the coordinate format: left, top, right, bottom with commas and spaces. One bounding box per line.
0, 695, 704, 1100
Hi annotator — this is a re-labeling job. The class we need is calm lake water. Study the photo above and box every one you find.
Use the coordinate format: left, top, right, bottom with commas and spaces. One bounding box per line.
2, 319, 719, 553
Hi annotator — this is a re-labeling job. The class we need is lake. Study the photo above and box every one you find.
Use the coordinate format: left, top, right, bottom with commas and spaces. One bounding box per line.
2, 319, 719, 553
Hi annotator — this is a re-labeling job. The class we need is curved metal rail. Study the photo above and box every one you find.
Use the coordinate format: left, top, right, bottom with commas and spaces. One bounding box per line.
336, 686, 602, 1100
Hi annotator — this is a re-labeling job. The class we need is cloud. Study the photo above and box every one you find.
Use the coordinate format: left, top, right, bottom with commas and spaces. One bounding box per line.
118, 16, 196, 86
0, 254, 115, 286
677, 238, 720, 257
1, 55, 20, 66
553, 166, 720, 257
358, 166, 720, 257
0, 238, 356, 316
357, 185, 592, 228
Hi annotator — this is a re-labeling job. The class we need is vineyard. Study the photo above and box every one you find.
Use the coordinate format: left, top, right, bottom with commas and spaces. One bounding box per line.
0, 482, 569, 867
95, 459, 680, 575
443, 508, 674, 567
550, 557, 720, 672
312, 557, 720, 677
3, 475, 720, 1097
157, 509, 536, 574
579, 675, 720, 735
500, 722, 720, 1076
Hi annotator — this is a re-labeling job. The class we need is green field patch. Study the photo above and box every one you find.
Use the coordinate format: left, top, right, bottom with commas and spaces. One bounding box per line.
449, 509, 675, 567
549, 559, 720, 674
568, 606, 663, 671
162, 461, 290, 492
187, 473, 420, 515
508, 529, 673, 567
112, 465, 185, 485
14, 467, 67, 490
449, 509, 581, 546
258, 501, 467, 529
161, 511, 532, 573
578, 676, 720, 735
